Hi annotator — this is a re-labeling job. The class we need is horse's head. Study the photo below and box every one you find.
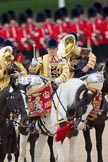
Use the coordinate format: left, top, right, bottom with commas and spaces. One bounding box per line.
0, 82, 29, 126
66, 84, 97, 130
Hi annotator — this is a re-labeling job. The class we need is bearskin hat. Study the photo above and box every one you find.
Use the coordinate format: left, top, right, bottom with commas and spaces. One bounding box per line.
35, 12, 46, 22
47, 38, 58, 48
59, 7, 68, 17
102, 7, 108, 18
44, 9, 52, 18
53, 9, 64, 21
75, 4, 85, 14
70, 8, 80, 19
0, 37, 5, 46
93, 2, 103, 13
18, 13, 27, 25
1, 13, 9, 25
87, 7, 97, 18
25, 8, 34, 18
7, 10, 17, 21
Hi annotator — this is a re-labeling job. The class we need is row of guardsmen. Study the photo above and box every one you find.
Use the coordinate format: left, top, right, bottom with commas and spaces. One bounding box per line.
0, 2, 108, 63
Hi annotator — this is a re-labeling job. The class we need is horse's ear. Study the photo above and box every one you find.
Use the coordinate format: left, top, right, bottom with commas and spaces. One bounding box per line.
9, 86, 14, 93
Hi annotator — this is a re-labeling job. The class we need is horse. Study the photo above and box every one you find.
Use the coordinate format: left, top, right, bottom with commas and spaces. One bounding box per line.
17, 75, 96, 162
82, 62, 108, 162
0, 81, 28, 162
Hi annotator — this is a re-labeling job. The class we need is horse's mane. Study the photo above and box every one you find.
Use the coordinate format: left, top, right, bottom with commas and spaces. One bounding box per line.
56, 78, 85, 107
0, 85, 10, 105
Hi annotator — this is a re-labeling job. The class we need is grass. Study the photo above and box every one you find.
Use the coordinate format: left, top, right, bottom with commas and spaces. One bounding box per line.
0, 0, 92, 14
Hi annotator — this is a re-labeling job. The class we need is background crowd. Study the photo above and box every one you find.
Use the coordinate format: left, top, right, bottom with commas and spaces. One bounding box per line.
0, 2, 108, 63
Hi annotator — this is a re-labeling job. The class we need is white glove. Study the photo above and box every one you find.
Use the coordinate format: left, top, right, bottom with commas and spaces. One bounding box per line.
31, 58, 37, 67
54, 78, 62, 85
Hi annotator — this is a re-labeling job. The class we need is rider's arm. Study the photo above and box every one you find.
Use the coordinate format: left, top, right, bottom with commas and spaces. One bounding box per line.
28, 58, 43, 73
0, 65, 4, 79
57, 62, 69, 83
15, 62, 27, 75
86, 52, 96, 69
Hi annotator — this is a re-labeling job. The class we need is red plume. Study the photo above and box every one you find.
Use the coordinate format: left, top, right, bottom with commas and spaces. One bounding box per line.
54, 123, 73, 142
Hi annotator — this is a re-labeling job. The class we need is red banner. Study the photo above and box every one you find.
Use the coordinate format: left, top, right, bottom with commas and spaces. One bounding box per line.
27, 82, 53, 117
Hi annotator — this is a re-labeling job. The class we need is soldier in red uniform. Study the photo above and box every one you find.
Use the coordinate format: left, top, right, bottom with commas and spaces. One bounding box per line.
53, 9, 68, 42
33, 12, 47, 57
69, 8, 86, 47
93, 2, 104, 25
101, 7, 108, 60
86, 7, 104, 63
75, 4, 88, 47
25, 8, 36, 38
8, 10, 19, 49
0, 13, 10, 40
17, 13, 33, 61
44, 9, 55, 38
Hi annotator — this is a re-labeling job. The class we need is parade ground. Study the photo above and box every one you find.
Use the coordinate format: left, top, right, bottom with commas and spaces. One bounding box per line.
4, 116, 108, 162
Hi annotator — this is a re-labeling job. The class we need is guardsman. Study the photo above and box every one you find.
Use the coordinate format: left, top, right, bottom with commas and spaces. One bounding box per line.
53, 9, 68, 42
33, 12, 47, 57
17, 13, 33, 61
29, 38, 69, 84
86, 7, 103, 63
101, 7, 108, 61
44, 8, 55, 38
8, 10, 19, 49
0, 13, 10, 40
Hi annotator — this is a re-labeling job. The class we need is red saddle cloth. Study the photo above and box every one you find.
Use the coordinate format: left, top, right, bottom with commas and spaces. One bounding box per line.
27, 82, 53, 117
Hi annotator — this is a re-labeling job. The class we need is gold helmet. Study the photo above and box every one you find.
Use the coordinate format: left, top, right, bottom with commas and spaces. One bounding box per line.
57, 34, 81, 58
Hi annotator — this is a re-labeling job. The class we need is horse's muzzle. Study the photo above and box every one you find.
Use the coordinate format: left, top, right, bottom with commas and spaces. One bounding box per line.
20, 115, 30, 127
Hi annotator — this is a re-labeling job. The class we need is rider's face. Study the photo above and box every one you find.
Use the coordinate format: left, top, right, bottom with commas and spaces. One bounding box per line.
47, 47, 58, 56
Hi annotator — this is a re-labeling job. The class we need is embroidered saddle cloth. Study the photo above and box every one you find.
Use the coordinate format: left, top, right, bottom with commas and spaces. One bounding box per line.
27, 82, 53, 117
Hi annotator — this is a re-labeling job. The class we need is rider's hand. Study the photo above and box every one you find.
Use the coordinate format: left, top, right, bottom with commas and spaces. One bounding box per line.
31, 58, 37, 67
82, 66, 90, 73
54, 78, 62, 85
10, 71, 20, 78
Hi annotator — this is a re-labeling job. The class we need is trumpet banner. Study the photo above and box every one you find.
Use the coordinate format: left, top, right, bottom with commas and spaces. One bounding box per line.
27, 82, 53, 117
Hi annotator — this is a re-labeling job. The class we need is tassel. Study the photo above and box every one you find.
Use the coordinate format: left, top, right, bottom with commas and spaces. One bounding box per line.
54, 123, 73, 142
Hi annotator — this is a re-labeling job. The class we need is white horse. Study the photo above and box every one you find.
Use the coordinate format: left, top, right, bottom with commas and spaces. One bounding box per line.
17, 76, 96, 162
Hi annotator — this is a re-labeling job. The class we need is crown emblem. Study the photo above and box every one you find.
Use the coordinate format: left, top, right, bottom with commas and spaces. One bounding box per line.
43, 91, 50, 99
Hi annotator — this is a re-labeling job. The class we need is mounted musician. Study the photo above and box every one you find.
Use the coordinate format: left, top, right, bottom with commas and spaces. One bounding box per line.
57, 32, 96, 78
25, 38, 69, 121
29, 38, 69, 85
0, 43, 27, 89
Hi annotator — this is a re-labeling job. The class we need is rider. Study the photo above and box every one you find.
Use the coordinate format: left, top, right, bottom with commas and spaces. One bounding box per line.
29, 38, 69, 86
0, 44, 27, 89
57, 32, 96, 78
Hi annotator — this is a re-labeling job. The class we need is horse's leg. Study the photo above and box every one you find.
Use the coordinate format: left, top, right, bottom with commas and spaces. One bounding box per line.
0, 151, 6, 162
83, 129, 92, 162
14, 149, 20, 162
55, 141, 64, 162
95, 122, 105, 162
34, 134, 47, 162
68, 136, 78, 162
47, 136, 55, 162
29, 133, 39, 162
18, 134, 29, 162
